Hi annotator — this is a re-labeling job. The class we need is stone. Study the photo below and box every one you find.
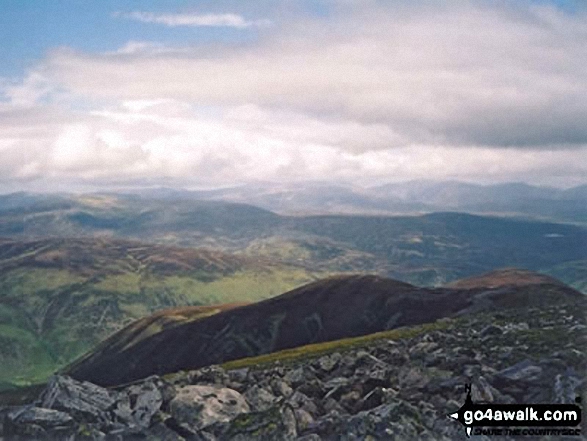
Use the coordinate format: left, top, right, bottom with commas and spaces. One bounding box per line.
471, 376, 498, 403
39, 375, 118, 425
479, 324, 503, 338
296, 379, 325, 400
170, 385, 250, 431
398, 367, 430, 389
296, 434, 322, 441
554, 368, 582, 404
316, 352, 341, 373
284, 367, 312, 388
271, 378, 293, 398
354, 387, 384, 412
294, 408, 315, 432
206, 405, 297, 441
227, 368, 250, 384
495, 360, 543, 382
189, 365, 229, 386
114, 376, 164, 428
243, 385, 277, 412
6, 406, 74, 428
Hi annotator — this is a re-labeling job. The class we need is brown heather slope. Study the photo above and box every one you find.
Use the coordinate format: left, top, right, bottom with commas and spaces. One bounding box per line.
64, 270, 584, 387
445, 267, 565, 289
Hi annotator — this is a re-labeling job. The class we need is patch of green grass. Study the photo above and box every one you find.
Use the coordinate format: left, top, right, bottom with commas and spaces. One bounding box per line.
147, 269, 317, 304
0, 268, 84, 298
94, 273, 142, 294
222, 318, 454, 370
0, 325, 60, 388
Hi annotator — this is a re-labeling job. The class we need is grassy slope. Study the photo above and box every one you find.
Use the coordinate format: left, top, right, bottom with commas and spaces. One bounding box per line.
0, 238, 318, 388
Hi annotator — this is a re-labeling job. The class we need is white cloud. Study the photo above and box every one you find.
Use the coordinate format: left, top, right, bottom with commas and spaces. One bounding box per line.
1, 1, 586, 190
47, 2, 587, 150
115, 11, 271, 28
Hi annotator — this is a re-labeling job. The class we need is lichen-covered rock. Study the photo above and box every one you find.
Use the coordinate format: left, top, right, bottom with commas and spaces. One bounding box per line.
206, 405, 297, 441
170, 385, 249, 430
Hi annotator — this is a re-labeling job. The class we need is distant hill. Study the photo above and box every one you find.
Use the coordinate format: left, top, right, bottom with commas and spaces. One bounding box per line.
0, 237, 315, 388
64, 269, 584, 387
124, 180, 587, 222
0, 193, 281, 248
0, 192, 585, 287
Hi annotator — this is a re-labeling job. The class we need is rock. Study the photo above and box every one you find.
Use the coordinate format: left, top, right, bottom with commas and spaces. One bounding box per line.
554, 368, 583, 403
287, 391, 319, 417
296, 434, 322, 441
354, 387, 384, 412
270, 378, 293, 398
339, 390, 362, 411
479, 324, 503, 338
5, 406, 74, 433
398, 367, 430, 389
170, 385, 250, 431
315, 353, 341, 373
296, 379, 325, 400
323, 377, 350, 391
227, 368, 250, 384
340, 401, 425, 440
495, 360, 543, 382
284, 367, 313, 388
206, 405, 297, 441
471, 376, 498, 403
503, 322, 530, 333
189, 366, 229, 386
322, 397, 346, 414
39, 375, 119, 425
145, 421, 189, 440
243, 385, 277, 412
409, 341, 439, 356
294, 408, 314, 432
114, 376, 164, 428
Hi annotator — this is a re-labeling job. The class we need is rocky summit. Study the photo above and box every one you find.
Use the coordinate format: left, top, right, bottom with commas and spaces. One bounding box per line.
1, 296, 585, 440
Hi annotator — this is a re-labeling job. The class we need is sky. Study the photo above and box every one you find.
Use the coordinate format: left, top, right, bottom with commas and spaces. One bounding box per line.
0, 0, 586, 192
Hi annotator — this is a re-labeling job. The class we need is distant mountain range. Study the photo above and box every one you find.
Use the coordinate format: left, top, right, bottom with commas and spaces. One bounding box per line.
64, 269, 584, 387
0, 191, 585, 287
127, 180, 587, 222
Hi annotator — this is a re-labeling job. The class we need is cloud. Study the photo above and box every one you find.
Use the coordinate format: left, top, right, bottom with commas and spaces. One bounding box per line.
115, 11, 272, 28
46, 2, 587, 150
0, 100, 585, 191
1, 1, 586, 190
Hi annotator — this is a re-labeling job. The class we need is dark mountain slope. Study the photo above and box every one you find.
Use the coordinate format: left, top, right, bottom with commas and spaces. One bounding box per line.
64, 270, 584, 387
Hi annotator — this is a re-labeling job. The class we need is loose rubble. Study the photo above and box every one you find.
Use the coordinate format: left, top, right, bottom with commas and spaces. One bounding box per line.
1, 301, 585, 440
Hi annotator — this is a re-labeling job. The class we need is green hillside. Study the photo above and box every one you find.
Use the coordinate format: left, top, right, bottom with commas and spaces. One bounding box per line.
0, 238, 317, 389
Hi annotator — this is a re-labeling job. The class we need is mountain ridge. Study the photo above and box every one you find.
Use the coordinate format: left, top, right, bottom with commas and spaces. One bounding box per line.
64, 269, 584, 387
